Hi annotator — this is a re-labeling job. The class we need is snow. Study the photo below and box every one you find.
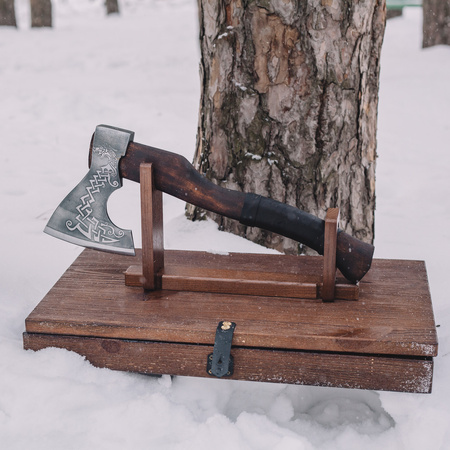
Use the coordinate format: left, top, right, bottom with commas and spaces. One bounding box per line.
1, 1, 449, 448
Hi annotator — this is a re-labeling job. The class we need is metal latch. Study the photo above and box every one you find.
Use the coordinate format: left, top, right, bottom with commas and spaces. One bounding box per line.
207, 321, 236, 378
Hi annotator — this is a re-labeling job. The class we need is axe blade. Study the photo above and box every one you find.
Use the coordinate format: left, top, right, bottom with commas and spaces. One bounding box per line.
44, 125, 136, 256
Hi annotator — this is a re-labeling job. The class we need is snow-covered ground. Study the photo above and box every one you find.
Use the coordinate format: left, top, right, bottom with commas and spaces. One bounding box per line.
1, 1, 449, 448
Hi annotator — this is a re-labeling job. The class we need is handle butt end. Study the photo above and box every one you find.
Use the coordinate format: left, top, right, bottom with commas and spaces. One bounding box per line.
336, 232, 374, 283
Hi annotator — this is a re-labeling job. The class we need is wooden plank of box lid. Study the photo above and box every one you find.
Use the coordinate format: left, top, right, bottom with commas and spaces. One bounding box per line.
23, 249, 438, 393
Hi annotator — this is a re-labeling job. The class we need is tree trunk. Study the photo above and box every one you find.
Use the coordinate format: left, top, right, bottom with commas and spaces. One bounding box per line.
187, 0, 386, 255
423, 0, 450, 48
106, 0, 120, 15
30, 0, 52, 28
0, 0, 17, 27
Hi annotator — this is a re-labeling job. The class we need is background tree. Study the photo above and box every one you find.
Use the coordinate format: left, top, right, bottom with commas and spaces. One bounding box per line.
30, 0, 52, 27
423, 0, 450, 48
0, 0, 16, 27
106, 0, 119, 15
386, 9, 402, 20
187, 0, 386, 254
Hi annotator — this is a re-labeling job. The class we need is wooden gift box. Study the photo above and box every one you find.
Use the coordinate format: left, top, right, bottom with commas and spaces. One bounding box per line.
23, 248, 438, 393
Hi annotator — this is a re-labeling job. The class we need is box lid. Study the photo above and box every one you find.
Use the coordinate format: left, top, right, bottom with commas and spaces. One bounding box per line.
26, 249, 438, 358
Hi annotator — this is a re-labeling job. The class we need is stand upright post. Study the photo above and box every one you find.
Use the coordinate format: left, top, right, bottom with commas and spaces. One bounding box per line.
140, 163, 164, 290
322, 208, 339, 302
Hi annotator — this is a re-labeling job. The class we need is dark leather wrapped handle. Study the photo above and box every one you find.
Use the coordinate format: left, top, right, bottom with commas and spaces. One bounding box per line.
239, 194, 373, 283
90, 140, 374, 283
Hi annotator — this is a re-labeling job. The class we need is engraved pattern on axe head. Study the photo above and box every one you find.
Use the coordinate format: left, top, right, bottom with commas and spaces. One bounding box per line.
44, 125, 136, 255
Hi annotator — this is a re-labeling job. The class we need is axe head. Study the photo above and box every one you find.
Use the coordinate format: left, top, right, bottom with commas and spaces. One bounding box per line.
44, 125, 136, 255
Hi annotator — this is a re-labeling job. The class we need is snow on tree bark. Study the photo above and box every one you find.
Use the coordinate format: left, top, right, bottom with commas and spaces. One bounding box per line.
187, 0, 386, 254
423, 0, 450, 48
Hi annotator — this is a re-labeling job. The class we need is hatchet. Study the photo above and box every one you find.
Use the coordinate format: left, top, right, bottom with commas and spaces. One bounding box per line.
45, 125, 374, 283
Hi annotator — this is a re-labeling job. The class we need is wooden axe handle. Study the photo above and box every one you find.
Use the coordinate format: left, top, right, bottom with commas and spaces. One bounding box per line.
90, 139, 374, 283
119, 141, 246, 220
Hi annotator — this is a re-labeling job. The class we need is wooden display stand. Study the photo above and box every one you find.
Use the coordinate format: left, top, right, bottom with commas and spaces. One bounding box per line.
124, 164, 357, 302
23, 164, 438, 393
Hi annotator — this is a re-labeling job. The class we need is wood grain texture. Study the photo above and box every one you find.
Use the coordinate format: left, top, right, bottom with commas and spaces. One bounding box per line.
140, 164, 164, 290
124, 263, 358, 300
118, 141, 246, 221
23, 333, 434, 393
322, 208, 339, 301
25, 249, 438, 358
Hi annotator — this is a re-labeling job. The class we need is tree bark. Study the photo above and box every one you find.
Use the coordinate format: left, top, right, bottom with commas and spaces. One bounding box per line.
423, 0, 450, 48
0, 0, 17, 27
187, 0, 386, 255
386, 9, 402, 20
106, 0, 120, 15
30, 0, 52, 27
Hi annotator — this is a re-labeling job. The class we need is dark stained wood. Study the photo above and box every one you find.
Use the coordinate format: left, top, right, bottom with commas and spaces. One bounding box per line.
118, 141, 246, 221
25, 249, 438, 358
322, 208, 339, 301
139, 164, 164, 290
23, 333, 434, 393
335, 231, 374, 284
